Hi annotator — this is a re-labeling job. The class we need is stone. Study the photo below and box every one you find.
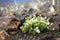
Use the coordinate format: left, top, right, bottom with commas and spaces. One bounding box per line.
0, 18, 12, 30
0, 30, 9, 40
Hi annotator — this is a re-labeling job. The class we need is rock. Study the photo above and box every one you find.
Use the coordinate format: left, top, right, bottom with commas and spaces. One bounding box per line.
0, 11, 3, 17
0, 18, 12, 30
53, 37, 60, 40
0, 30, 9, 40
6, 19, 20, 29
7, 11, 14, 17
5, 19, 20, 34
6, 28, 19, 35
0, 17, 20, 35
49, 6, 55, 13
51, 21, 59, 30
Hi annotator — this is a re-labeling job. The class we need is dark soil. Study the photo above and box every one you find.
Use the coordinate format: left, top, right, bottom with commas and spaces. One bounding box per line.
9, 30, 60, 40
8, 13, 60, 40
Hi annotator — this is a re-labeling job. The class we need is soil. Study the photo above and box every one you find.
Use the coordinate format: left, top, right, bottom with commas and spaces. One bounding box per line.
9, 13, 60, 40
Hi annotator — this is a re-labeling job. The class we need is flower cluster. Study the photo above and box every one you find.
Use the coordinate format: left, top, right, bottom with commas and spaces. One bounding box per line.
20, 15, 50, 35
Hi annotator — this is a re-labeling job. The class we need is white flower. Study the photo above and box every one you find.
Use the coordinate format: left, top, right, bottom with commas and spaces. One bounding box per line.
41, 19, 43, 22
20, 27, 22, 29
35, 27, 40, 33
36, 29, 40, 33
36, 27, 39, 29
51, 23, 53, 25
47, 22, 50, 25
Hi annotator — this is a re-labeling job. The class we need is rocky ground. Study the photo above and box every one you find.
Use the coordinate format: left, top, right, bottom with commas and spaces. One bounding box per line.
9, 13, 60, 40
0, 1, 60, 40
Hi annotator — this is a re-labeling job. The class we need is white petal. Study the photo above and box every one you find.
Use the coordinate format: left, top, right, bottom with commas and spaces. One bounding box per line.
47, 22, 50, 25
36, 27, 39, 29
20, 27, 22, 29
36, 29, 40, 33
51, 23, 53, 25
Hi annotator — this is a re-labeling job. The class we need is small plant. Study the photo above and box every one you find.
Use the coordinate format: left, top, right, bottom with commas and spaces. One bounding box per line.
20, 15, 51, 35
